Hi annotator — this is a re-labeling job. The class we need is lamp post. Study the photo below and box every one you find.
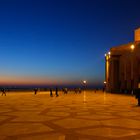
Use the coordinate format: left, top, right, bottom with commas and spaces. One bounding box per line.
104, 81, 106, 92
83, 80, 87, 90
130, 44, 135, 93
104, 53, 107, 92
82, 80, 87, 103
104, 52, 110, 92
108, 51, 111, 55
105, 53, 106, 83
130, 44, 135, 50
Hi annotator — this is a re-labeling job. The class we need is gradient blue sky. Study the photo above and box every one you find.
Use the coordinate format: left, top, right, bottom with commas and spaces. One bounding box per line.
0, 0, 140, 86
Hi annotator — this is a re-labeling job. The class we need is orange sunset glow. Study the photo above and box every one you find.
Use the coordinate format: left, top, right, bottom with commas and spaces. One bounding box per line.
0, 75, 80, 85
0, 75, 67, 86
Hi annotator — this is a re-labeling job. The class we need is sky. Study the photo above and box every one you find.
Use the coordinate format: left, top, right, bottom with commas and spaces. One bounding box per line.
0, 0, 140, 87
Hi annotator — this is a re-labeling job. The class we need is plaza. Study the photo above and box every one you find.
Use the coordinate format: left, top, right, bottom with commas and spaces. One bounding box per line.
0, 91, 140, 140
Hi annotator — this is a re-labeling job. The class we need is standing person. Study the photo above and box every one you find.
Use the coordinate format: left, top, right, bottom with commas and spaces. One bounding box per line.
63, 88, 68, 94
1, 88, 6, 96
50, 88, 53, 97
55, 87, 59, 97
137, 96, 140, 106
34, 88, 38, 95
135, 89, 140, 106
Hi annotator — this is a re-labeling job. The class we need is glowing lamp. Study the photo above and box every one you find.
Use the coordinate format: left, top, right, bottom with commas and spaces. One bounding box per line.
83, 80, 87, 84
130, 44, 135, 50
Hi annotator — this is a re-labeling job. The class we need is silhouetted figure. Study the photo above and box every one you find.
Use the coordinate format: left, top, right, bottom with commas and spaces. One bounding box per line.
138, 98, 140, 106
1, 88, 6, 96
134, 89, 140, 106
55, 87, 59, 97
63, 88, 68, 94
34, 88, 38, 95
50, 88, 53, 97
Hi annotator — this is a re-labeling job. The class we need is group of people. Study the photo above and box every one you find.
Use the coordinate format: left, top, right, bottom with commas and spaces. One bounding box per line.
33, 87, 83, 97
34, 87, 59, 97
49, 87, 59, 97
74, 88, 82, 94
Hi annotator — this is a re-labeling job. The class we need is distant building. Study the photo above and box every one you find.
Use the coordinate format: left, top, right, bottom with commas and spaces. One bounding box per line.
105, 28, 140, 93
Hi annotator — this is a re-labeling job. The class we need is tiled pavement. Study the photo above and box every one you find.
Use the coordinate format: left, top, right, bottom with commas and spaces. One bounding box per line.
0, 90, 140, 140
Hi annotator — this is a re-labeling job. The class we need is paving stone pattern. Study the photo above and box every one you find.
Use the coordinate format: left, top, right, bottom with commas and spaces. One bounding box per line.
0, 91, 140, 140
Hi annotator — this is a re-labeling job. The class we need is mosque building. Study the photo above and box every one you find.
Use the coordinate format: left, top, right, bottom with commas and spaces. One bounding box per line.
105, 28, 140, 93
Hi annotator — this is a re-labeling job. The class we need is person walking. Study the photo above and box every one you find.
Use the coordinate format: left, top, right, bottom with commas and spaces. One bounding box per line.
1, 88, 6, 96
34, 88, 38, 95
135, 89, 140, 106
55, 87, 59, 97
50, 88, 53, 97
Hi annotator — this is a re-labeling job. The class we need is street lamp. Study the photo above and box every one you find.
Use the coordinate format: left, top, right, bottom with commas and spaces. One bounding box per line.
130, 44, 135, 93
83, 80, 87, 84
130, 44, 135, 51
103, 81, 106, 92
82, 80, 87, 103
82, 80, 87, 90
108, 52, 111, 55
105, 52, 109, 92
104, 54, 107, 90
108, 51, 111, 58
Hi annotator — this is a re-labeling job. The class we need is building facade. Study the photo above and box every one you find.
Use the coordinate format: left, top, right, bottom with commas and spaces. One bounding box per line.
105, 28, 140, 93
